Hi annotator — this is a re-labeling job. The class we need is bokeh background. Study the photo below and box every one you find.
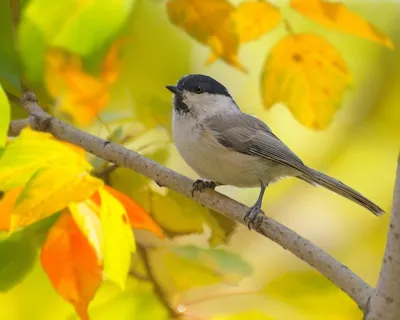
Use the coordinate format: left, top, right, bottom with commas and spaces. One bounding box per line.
1, 0, 400, 319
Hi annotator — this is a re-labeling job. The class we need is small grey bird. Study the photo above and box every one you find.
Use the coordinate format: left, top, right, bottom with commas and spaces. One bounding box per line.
166, 74, 384, 228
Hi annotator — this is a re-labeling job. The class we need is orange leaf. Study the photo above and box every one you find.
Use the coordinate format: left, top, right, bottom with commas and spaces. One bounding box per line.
45, 48, 109, 125
92, 186, 164, 238
102, 37, 128, 85
45, 38, 124, 125
167, 0, 245, 71
290, 0, 393, 49
0, 187, 22, 231
40, 211, 102, 320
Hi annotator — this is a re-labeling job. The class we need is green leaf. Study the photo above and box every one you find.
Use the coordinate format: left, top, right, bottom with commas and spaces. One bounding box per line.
208, 209, 237, 247
264, 271, 333, 300
0, 85, 11, 148
212, 311, 276, 320
0, 230, 37, 292
148, 245, 252, 295
23, 0, 135, 57
151, 190, 235, 245
173, 246, 253, 283
0, 1, 21, 95
87, 281, 170, 320
263, 271, 360, 317
17, 18, 46, 84
99, 187, 136, 289
0, 212, 60, 292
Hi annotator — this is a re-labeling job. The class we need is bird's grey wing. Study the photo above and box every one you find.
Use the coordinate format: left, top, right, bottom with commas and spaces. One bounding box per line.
205, 113, 309, 174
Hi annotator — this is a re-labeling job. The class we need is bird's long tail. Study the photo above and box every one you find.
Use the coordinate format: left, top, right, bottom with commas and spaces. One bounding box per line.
299, 168, 384, 216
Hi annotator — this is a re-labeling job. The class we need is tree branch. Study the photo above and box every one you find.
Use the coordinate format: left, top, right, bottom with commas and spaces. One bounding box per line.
9, 92, 373, 311
365, 155, 400, 319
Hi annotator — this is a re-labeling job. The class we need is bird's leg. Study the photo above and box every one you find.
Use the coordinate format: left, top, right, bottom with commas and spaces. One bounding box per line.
244, 183, 267, 230
191, 180, 220, 197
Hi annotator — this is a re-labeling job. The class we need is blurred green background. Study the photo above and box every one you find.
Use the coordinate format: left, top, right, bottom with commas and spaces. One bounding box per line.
1, 0, 400, 319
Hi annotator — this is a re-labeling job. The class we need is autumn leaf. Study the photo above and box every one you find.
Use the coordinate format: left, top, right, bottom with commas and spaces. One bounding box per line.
11, 166, 102, 230
0, 127, 103, 229
290, 0, 393, 49
68, 201, 103, 260
40, 211, 102, 320
0, 187, 22, 231
45, 39, 125, 125
96, 185, 164, 238
261, 33, 352, 129
0, 127, 90, 191
167, 0, 245, 71
102, 37, 128, 85
232, 0, 282, 43
98, 187, 136, 289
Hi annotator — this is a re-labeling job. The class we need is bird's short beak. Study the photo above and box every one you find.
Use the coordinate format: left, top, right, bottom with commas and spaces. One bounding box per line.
166, 85, 180, 95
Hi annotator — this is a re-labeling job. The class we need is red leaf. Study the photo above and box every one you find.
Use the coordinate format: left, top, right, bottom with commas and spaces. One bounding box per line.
40, 211, 102, 320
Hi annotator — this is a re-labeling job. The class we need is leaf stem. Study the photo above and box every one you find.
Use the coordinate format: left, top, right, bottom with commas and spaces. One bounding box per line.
183, 289, 260, 307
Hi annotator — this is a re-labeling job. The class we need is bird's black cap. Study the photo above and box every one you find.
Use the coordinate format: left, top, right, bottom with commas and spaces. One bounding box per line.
167, 74, 231, 97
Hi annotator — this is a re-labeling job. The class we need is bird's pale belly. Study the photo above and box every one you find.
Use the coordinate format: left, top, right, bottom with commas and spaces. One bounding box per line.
182, 144, 265, 187
173, 120, 288, 187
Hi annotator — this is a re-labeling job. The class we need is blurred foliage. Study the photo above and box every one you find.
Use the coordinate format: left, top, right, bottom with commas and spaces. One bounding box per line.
0, 0, 399, 320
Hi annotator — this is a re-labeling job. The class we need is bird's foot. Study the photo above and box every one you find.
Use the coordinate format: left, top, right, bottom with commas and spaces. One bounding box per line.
244, 204, 264, 230
191, 180, 217, 197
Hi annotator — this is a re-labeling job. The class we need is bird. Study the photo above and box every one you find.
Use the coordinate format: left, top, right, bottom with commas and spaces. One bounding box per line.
166, 74, 384, 229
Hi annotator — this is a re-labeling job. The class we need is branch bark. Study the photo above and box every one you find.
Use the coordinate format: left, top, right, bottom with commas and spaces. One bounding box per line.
9, 92, 374, 311
365, 155, 400, 319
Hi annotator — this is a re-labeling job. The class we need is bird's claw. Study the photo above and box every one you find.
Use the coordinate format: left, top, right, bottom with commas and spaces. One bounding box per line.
244, 205, 264, 230
191, 180, 217, 197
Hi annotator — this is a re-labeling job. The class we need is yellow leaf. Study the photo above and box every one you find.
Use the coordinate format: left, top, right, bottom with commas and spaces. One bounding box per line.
231, 0, 282, 43
167, 0, 245, 71
68, 201, 103, 261
213, 312, 276, 320
11, 165, 103, 229
0, 127, 89, 191
290, 0, 393, 49
98, 187, 135, 289
261, 33, 352, 129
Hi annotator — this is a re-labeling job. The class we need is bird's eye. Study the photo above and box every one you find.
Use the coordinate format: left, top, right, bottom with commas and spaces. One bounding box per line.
194, 86, 204, 94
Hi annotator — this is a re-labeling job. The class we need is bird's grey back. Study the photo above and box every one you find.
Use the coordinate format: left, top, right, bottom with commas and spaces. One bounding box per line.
204, 112, 310, 176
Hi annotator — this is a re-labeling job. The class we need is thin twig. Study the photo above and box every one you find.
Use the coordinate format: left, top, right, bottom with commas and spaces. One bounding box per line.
365, 155, 400, 319
128, 268, 149, 281
8, 92, 374, 311
137, 245, 180, 318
